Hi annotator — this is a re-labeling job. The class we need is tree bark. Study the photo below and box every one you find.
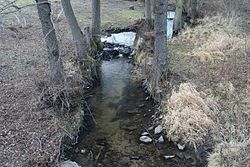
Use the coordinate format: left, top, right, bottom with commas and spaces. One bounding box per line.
145, 0, 152, 23
174, 0, 184, 33
152, 0, 167, 89
91, 0, 101, 40
187, 0, 197, 24
35, 0, 65, 85
61, 0, 88, 76
151, 0, 156, 14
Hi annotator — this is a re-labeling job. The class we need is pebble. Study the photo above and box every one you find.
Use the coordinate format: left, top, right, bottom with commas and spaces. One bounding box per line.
158, 136, 164, 143
130, 156, 140, 160
139, 136, 152, 143
61, 160, 81, 167
148, 126, 154, 130
154, 125, 163, 134
138, 104, 145, 108
80, 149, 86, 154
129, 5, 135, 10
141, 132, 149, 136
163, 155, 175, 160
177, 143, 186, 150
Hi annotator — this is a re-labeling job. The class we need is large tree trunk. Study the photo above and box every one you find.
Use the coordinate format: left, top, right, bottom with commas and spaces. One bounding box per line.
91, 0, 101, 40
174, 0, 184, 33
152, 0, 167, 90
145, 0, 152, 24
35, 0, 65, 85
61, 0, 88, 77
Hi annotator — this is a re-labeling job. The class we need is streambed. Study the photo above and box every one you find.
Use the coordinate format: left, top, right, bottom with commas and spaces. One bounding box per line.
64, 32, 201, 167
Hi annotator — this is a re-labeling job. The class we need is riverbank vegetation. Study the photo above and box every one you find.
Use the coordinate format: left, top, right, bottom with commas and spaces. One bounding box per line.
135, 0, 249, 166
161, 1, 250, 166
0, 0, 249, 166
0, 0, 143, 166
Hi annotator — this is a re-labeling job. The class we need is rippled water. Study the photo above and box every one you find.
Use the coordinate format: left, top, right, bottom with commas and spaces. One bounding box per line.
101, 32, 136, 47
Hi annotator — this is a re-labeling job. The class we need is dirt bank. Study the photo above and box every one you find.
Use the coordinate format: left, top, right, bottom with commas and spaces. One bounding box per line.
0, 0, 144, 166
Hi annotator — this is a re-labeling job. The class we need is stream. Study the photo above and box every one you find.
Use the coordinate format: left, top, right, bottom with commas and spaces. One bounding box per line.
64, 32, 200, 167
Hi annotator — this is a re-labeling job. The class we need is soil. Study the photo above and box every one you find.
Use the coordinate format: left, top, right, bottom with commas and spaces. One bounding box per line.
0, 0, 145, 166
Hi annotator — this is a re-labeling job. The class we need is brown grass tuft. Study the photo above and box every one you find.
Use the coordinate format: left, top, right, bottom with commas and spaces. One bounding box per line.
162, 83, 215, 149
208, 140, 250, 167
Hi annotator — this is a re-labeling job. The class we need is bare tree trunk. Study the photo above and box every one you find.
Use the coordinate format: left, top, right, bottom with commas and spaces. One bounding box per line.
174, 0, 184, 33
190, 0, 197, 23
61, 0, 88, 77
35, 0, 65, 85
152, 0, 167, 90
91, 0, 101, 40
151, 0, 156, 14
187, 0, 197, 24
145, 0, 152, 24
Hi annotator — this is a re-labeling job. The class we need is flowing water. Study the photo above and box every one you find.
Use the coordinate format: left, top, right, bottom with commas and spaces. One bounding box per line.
65, 32, 201, 167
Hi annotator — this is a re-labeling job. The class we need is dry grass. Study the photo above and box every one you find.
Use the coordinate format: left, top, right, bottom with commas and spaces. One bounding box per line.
161, 13, 250, 166
208, 140, 250, 167
0, 0, 144, 166
162, 83, 215, 149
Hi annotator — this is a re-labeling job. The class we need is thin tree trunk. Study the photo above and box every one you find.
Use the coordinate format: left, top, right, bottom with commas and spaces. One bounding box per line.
61, 0, 88, 76
35, 0, 65, 85
174, 0, 184, 33
187, 0, 197, 24
190, 0, 197, 24
91, 0, 101, 40
151, 0, 156, 14
152, 0, 167, 89
145, 0, 152, 24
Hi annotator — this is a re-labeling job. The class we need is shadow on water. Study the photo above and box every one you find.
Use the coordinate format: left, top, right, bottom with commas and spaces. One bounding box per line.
66, 32, 201, 167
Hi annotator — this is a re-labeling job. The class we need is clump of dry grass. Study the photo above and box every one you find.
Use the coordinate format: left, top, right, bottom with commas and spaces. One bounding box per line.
208, 140, 250, 167
191, 31, 245, 63
166, 14, 250, 165
179, 16, 247, 63
162, 83, 215, 149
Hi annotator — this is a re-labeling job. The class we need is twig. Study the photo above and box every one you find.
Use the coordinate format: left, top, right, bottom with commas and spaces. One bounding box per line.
82, 97, 97, 124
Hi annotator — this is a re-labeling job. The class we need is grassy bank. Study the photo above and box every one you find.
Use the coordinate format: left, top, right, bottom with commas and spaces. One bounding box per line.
134, 12, 249, 166
164, 16, 250, 166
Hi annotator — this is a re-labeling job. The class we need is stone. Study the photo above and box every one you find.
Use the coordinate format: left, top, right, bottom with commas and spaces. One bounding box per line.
148, 126, 154, 130
80, 149, 86, 154
139, 136, 152, 143
130, 155, 140, 160
138, 104, 145, 108
130, 50, 136, 57
177, 143, 186, 150
141, 132, 149, 136
61, 161, 81, 167
154, 125, 163, 134
129, 5, 135, 10
163, 155, 175, 160
158, 136, 164, 143
151, 115, 156, 119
